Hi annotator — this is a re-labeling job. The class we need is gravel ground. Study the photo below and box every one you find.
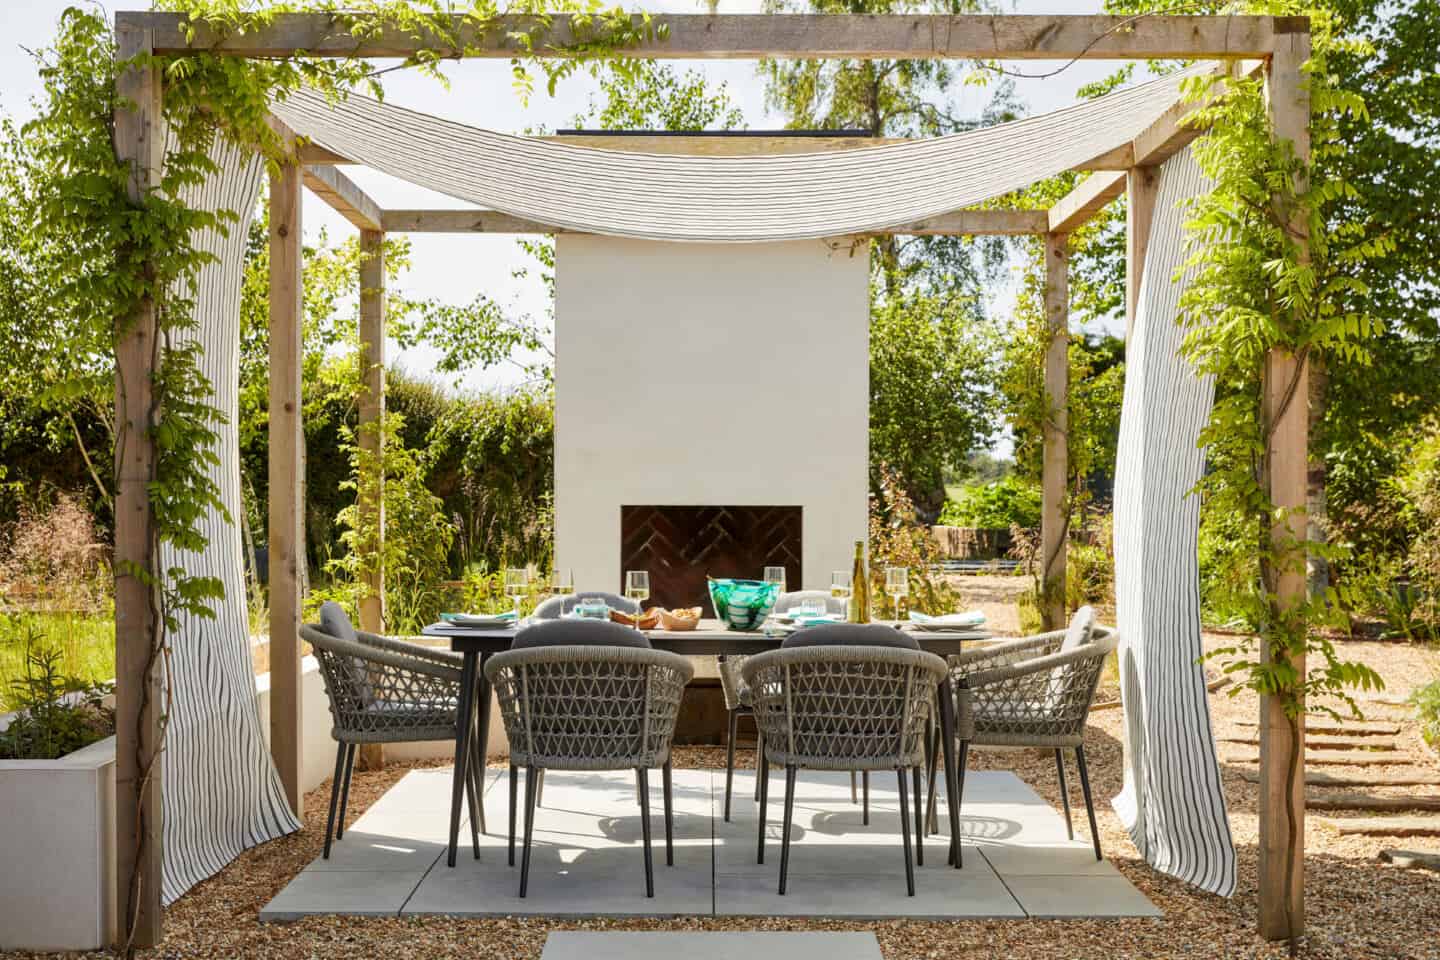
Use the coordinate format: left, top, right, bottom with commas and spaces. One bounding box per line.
5, 635, 1437, 960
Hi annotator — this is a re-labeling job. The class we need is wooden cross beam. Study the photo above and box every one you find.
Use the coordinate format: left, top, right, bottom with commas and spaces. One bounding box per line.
121, 12, 1292, 60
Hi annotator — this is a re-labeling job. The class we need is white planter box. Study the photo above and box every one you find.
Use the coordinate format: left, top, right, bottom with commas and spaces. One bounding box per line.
0, 734, 117, 951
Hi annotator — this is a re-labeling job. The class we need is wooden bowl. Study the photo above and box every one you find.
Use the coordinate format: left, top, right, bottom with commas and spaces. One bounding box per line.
611, 607, 662, 630
659, 607, 702, 631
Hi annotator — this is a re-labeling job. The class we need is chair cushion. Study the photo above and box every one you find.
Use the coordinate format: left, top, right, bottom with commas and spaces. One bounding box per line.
1060, 605, 1095, 654
317, 601, 358, 642
512, 618, 652, 649
780, 622, 920, 650
531, 592, 640, 619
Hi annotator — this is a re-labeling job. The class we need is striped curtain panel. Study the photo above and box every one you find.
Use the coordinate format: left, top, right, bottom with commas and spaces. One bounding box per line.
157, 136, 301, 903
1111, 146, 1237, 896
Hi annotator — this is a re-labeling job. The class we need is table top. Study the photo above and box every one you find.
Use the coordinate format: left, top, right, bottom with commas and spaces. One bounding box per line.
422, 617, 991, 658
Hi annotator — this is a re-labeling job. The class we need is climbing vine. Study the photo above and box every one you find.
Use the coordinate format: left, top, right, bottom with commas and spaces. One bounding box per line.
25, 2, 657, 949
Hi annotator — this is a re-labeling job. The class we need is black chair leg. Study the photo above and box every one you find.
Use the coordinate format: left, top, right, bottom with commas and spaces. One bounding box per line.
519, 764, 538, 897
1075, 745, 1103, 861
862, 770, 870, 826
724, 709, 738, 822
756, 749, 770, 864
662, 759, 675, 867
924, 722, 940, 835
470, 719, 487, 835
464, 743, 481, 859
779, 764, 797, 895
336, 743, 356, 840
322, 741, 346, 859
897, 768, 915, 896
508, 763, 518, 867
536, 767, 545, 808
851, 770, 858, 804
1055, 748, 1074, 840
637, 767, 655, 897
913, 764, 925, 867
956, 740, 970, 865
753, 729, 764, 801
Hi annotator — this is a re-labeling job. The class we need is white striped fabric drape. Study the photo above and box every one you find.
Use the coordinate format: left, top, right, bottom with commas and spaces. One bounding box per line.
157, 135, 301, 904
1111, 146, 1237, 896
268, 63, 1213, 243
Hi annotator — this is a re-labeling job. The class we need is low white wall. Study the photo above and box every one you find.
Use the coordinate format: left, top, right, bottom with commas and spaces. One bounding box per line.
553, 236, 872, 595
0, 736, 117, 951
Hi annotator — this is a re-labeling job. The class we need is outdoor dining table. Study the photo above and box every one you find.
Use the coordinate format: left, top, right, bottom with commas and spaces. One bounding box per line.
421, 617, 990, 872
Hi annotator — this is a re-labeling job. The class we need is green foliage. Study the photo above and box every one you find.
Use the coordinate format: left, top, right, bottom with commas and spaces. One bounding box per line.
869, 291, 1000, 518
939, 476, 1042, 530
1067, 514, 1115, 612
867, 464, 964, 616
1411, 678, 1440, 750
0, 622, 114, 760
572, 59, 745, 131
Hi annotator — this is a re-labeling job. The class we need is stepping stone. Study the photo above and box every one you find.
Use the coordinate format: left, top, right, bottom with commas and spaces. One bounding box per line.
541, 932, 882, 960
1238, 769, 1440, 787
1225, 752, 1401, 767
1378, 849, 1440, 873
1305, 793, 1440, 813
1319, 816, 1440, 837
1219, 734, 1398, 751
1234, 719, 1401, 736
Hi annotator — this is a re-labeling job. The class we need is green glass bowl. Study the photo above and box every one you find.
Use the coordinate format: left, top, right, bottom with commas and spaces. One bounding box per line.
707, 578, 780, 632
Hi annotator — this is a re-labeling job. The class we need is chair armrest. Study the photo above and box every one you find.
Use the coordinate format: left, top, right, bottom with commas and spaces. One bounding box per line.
948, 631, 1065, 672
311, 630, 465, 684
965, 643, 1100, 690
360, 631, 464, 667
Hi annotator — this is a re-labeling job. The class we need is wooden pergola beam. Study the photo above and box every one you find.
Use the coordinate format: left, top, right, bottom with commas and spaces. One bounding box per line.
124, 12, 1287, 60
1048, 171, 1127, 234
303, 163, 382, 231
1040, 233, 1069, 632
380, 207, 1049, 236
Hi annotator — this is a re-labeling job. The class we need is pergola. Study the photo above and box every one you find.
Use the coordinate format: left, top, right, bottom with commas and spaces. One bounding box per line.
111, 9, 1312, 948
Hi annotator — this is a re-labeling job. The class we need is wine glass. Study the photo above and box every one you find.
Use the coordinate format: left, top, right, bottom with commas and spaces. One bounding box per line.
763, 565, 787, 593
504, 567, 529, 620
830, 570, 851, 601
551, 567, 574, 596
885, 566, 909, 621
625, 570, 650, 625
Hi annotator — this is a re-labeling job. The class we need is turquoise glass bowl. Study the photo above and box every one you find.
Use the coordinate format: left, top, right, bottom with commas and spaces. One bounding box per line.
707, 578, 780, 632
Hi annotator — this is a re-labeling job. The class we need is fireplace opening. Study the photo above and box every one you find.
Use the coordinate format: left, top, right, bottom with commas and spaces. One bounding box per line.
619, 505, 803, 614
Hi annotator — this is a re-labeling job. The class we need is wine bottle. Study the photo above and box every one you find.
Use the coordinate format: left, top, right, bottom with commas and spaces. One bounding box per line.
847, 539, 870, 623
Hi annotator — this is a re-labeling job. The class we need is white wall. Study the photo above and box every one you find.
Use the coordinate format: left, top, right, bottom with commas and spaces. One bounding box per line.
554, 236, 871, 595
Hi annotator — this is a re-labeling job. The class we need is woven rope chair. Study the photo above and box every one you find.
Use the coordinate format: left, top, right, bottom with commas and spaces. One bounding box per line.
741, 644, 948, 896
717, 590, 867, 823
936, 624, 1119, 860
485, 643, 693, 898
301, 621, 487, 860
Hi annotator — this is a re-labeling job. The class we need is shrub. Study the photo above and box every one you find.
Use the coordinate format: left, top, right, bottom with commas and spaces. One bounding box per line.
939, 476, 1041, 530
868, 464, 964, 616
0, 491, 109, 612
0, 622, 113, 759
1412, 678, 1440, 750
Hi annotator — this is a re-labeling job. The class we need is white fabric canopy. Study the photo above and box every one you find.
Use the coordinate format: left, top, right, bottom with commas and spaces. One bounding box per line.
270, 64, 1209, 242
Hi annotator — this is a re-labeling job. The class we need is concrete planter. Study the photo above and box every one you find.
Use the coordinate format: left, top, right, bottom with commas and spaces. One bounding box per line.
0, 734, 117, 951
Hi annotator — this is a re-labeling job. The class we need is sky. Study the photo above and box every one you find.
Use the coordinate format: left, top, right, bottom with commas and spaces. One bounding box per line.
2, 0, 1128, 411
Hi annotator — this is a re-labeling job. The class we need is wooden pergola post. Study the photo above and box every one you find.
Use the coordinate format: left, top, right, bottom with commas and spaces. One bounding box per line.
268, 139, 305, 816
1258, 24, 1312, 942
357, 228, 386, 770
112, 20, 164, 950
1125, 166, 1160, 340
1040, 232, 1069, 631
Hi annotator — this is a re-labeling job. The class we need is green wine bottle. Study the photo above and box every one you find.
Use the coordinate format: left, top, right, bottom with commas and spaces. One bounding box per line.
847, 539, 870, 623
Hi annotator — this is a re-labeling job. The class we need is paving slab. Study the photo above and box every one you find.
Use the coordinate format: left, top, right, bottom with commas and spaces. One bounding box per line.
260, 869, 427, 920
541, 931, 882, 959
1002, 874, 1163, 918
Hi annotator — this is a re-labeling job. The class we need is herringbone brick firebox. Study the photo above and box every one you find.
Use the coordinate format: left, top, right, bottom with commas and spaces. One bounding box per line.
619, 505, 803, 613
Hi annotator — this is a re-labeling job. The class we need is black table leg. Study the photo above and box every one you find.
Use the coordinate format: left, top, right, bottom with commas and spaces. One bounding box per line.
475, 665, 492, 834
936, 681, 963, 868
447, 650, 478, 868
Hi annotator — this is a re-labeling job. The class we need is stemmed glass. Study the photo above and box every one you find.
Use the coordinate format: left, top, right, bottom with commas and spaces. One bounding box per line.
763, 565, 787, 593
551, 567, 574, 596
830, 570, 851, 602
504, 567, 529, 620
625, 570, 650, 626
885, 566, 909, 621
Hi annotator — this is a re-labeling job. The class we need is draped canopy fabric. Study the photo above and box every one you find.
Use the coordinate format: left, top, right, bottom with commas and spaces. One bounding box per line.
269, 64, 1211, 243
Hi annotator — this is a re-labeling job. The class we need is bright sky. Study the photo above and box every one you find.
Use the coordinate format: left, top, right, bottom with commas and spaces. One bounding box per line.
2, 0, 1126, 404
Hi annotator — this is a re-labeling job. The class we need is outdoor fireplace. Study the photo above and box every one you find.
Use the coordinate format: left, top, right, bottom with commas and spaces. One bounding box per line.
620, 505, 803, 612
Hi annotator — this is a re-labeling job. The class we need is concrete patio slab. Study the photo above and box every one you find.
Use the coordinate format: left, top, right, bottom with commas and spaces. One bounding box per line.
540, 931, 883, 959
261, 765, 1159, 921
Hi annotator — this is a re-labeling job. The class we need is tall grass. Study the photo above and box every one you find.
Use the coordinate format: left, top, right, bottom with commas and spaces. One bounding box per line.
0, 611, 114, 713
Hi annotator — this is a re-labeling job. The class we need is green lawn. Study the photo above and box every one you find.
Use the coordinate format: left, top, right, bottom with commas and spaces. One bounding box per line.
0, 611, 115, 712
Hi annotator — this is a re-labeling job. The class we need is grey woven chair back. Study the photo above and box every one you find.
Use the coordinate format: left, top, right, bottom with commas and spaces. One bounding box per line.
485, 645, 694, 770
301, 623, 463, 744
963, 627, 1118, 747
773, 590, 847, 616
741, 645, 947, 770
532, 592, 640, 619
